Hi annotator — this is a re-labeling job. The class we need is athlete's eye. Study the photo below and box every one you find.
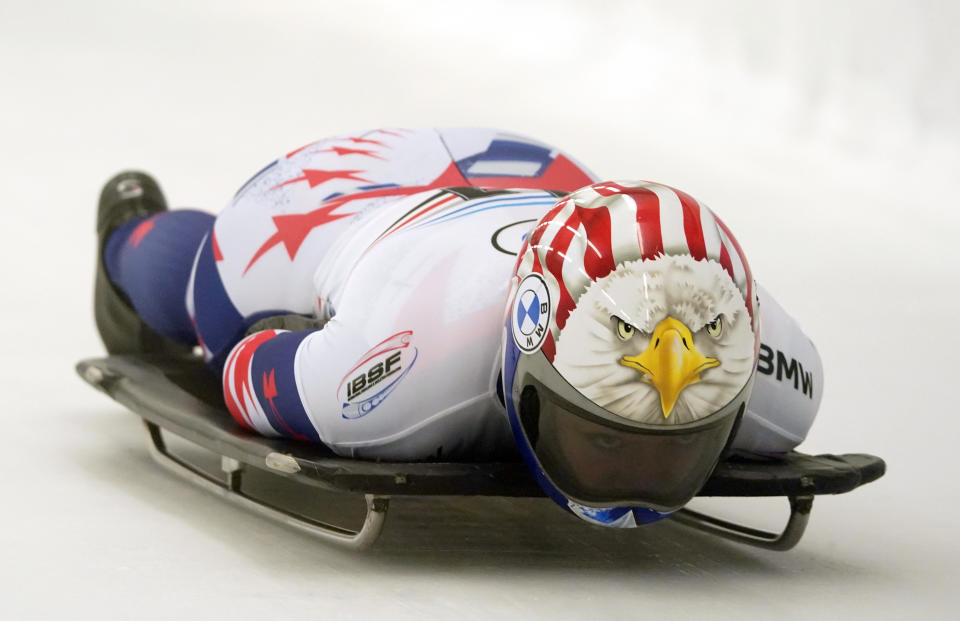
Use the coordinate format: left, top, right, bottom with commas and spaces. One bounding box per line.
589, 433, 623, 450
615, 318, 635, 341
705, 315, 723, 339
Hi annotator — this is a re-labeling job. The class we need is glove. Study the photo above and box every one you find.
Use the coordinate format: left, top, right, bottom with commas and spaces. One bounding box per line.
244, 314, 323, 337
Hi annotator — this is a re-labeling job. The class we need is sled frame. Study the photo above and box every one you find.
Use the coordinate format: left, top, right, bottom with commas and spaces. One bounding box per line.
144, 420, 388, 549
77, 355, 884, 551
671, 495, 813, 551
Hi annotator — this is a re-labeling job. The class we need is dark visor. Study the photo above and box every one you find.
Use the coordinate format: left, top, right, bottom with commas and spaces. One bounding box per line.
514, 353, 745, 513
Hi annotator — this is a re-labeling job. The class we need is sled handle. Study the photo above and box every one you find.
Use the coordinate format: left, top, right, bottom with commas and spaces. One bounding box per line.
143, 421, 388, 549
670, 495, 813, 551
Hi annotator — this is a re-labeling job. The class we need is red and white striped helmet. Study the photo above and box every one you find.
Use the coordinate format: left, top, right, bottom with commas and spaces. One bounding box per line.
513, 180, 758, 362
503, 180, 759, 525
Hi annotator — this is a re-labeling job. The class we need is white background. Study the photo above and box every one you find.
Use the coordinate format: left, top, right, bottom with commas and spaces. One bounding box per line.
2, 0, 958, 618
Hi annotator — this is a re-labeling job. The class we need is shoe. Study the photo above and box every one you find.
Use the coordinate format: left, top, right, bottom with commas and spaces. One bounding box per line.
94, 171, 192, 357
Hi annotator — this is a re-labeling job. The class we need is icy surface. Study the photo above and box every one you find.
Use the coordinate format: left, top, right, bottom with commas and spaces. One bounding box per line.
1, 1, 957, 618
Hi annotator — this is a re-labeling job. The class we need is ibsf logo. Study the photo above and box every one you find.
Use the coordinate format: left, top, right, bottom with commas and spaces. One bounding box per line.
337, 330, 417, 419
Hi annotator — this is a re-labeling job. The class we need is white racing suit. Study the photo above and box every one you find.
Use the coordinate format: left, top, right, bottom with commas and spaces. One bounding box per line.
192, 128, 820, 460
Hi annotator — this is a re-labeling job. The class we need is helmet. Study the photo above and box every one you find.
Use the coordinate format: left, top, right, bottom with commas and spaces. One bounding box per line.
502, 181, 759, 527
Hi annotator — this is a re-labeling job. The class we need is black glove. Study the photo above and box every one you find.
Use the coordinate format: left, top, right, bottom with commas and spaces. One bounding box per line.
244, 314, 324, 337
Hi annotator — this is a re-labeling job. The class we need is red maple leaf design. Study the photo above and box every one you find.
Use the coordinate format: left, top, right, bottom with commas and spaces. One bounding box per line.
272, 169, 370, 190
261, 369, 310, 441
244, 162, 468, 274
244, 204, 352, 274
315, 146, 384, 160
343, 136, 385, 147
262, 369, 278, 401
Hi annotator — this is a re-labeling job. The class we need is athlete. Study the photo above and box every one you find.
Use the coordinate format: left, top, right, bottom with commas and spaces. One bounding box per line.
95, 128, 822, 525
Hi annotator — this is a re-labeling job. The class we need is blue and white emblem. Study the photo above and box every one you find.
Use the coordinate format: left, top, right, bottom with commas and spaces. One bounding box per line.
511, 273, 550, 354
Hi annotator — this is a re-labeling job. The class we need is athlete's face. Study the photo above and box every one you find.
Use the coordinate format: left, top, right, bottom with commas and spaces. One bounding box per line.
539, 407, 704, 499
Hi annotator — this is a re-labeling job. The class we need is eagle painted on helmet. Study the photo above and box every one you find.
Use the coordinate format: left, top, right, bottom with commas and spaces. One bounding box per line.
553, 254, 755, 423
515, 180, 759, 425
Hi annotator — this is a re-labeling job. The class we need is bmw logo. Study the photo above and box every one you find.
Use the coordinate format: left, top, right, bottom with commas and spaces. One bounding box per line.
512, 273, 551, 353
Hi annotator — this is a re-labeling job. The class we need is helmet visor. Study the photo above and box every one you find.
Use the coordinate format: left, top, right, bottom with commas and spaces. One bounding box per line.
515, 352, 744, 513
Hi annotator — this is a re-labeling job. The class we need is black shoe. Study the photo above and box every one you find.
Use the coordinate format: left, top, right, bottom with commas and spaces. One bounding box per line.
94, 171, 192, 357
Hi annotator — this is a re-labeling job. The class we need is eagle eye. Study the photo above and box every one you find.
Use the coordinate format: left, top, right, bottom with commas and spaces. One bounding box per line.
615, 317, 635, 341
705, 315, 723, 339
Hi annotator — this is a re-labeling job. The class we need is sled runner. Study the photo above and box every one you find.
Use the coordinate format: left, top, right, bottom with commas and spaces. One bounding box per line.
76, 354, 885, 551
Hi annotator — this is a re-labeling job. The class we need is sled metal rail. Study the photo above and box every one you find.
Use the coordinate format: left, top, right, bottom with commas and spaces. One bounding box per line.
144, 420, 388, 548
77, 355, 885, 551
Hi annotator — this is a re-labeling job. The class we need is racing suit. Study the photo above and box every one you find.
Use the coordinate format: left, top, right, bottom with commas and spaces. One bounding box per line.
103, 128, 821, 460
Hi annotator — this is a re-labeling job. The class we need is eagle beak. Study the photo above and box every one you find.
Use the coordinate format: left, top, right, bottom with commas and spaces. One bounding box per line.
619, 317, 720, 418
